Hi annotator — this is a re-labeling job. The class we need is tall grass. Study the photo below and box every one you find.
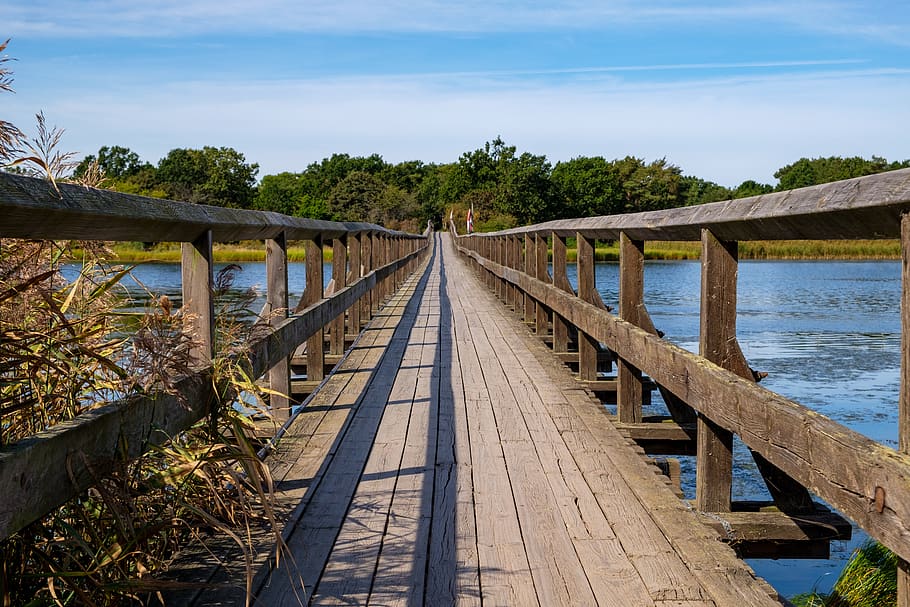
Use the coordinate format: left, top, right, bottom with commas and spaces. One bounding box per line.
560, 239, 900, 262
791, 541, 897, 607
0, 239, 288, 606
74, 241, 331, 263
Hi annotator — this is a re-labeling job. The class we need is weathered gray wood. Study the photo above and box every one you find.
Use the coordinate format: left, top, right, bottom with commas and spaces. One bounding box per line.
0, 172, 424, 243
347, 232, 362, 333
618, 233, 645, 423
696, 230, 735, 512
266, 232, 291, 421
361, 231, 373, 321
524, 233, 535, 324
454, 167, 910, 241
181, 230, 215, 366
330, 236, 347, 356
303, 237, 326, 382
551, 233, 572, 353
576, 233, 599, 381
901, 212, 910, 607
535, 234, 550, 336
454, 240, 910, 564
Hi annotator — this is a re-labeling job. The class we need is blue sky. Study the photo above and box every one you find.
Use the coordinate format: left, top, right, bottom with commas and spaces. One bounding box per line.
2, 1, 909, 186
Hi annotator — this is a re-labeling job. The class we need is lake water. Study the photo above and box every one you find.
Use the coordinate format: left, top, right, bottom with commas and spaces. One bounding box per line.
83, 258, 901, 599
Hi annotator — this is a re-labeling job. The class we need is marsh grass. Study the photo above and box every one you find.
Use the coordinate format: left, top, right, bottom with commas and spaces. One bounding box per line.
559, 239, 900, 262
78, 242, 331, 263
791, 541, 897, 607
0, 240, 290, 606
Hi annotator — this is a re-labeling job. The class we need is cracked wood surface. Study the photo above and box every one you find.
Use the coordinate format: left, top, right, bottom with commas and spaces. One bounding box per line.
254, 233, 781, 606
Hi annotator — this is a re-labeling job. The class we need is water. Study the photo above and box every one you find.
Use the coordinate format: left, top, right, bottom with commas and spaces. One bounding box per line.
71, 258, 901, 598
565, 259, 901, 598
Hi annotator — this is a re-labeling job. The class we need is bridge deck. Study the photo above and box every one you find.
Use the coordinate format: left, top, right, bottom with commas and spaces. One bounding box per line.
253, 234, 780, 606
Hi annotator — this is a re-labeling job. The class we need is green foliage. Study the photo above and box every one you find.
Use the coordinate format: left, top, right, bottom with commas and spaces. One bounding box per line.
775, 156, 910, 191
790, 541, 897, 607
326, 170, 386, 221
73, 145, 148, 181
157, 146, 259, 208
552, 156, 623, 217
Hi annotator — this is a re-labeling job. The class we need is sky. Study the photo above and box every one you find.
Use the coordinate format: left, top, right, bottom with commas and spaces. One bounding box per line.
2, 1, 909, 187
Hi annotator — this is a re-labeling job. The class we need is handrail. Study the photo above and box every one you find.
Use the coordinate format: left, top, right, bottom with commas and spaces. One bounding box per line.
0, 173, 431, 541
460, 167, 910, 241
449, 169, 910, 570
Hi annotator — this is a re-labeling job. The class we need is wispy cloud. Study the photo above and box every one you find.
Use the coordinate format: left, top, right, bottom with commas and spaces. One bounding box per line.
4, 0, 906, 43
7, 64, 908, 186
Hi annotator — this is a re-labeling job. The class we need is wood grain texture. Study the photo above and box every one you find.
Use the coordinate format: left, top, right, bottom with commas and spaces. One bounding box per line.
267, 232, 292, 421
453, 240, 910, 565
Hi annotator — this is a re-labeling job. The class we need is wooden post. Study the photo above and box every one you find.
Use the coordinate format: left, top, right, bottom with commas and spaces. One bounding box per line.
361, 232, 373, 322
181, 230, 215, 367
373, 233, 384, 311
524, 233, 535, 325
266, 232, 291, 421
696, 229, 735, 512
551, 233, 572, 353
330, 235, 348, 356
496, 237, 505, 301
900, 213, 910, 607
535, 233, 550, 336
576, 233, 599, 381
348, 232, 362, 333
618, 233, 645, 423
510, 235, 521, 310
304, 236, 325, 383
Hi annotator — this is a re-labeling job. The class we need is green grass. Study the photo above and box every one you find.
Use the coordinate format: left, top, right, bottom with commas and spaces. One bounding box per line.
560, 239, 900, 262
72, 241, 332, 263
791, 541, 898, 607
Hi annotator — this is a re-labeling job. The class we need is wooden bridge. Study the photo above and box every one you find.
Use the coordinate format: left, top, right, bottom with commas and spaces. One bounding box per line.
3, 169, 910, 606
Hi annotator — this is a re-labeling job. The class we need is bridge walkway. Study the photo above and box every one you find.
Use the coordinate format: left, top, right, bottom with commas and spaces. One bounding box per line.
252, 233, 780, 606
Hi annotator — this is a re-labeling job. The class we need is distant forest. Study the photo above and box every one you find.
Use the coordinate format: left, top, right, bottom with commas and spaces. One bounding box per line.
70, 138, 910, 233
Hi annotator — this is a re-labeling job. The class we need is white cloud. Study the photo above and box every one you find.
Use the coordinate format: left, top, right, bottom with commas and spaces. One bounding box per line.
7, 66, 908, 186
3, 0, 905, 41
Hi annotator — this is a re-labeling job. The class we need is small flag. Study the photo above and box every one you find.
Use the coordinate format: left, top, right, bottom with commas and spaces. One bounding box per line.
466, 205, 474, 234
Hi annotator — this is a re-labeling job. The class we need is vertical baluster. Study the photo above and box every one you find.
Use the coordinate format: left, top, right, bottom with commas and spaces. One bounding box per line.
304, 236, 325, 383
576, 233, 598, 381
696, 229, 735, 512
618, 233, 645, 423
535, 233, 550, 336
362, 232, 374, 320
330, 235, 348, 356
181, 230, 215, 367
348, 232, 362, 333
524, 233, 535, 325
551, 233, 572, 353
899, 213, 910, 607
266, 231, 291, 421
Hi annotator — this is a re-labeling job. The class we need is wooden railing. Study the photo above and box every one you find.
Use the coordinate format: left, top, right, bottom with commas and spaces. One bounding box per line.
0, 172, 430, 541
451, 168, 910, 590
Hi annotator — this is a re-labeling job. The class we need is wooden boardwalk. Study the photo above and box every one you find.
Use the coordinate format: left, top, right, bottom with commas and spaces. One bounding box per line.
250, 233, 781, 606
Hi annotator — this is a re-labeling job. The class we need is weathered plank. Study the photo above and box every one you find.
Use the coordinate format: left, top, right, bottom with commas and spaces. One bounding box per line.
455, 241, 910, 565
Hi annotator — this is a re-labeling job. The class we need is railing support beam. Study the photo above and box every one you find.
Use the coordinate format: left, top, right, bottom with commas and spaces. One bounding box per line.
266, 231, 291, 420
618, 233, 645, 423
576, 233, 599, 381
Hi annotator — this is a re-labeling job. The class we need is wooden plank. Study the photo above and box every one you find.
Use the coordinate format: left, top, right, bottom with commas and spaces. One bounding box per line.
902, 212, 910, 607
347, 232, 362, 333
535, 233, 550, 336
267, 232, 292, 421
696, 230, 736, 512
329, 236, 347, 356
304, 237, 326, 382
181, 230, 215, 365
618, 232, 645, 423
455, 242, 910, 566
551, 233, 572, 353
576, 233, 599, 381
0, 172, 429, 243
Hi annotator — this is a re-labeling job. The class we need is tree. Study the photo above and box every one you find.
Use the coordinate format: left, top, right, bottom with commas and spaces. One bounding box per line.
774, 156, 910, 191
326, 171, 385, 222
157, 146, 258, 208
552, 156, 623, 217
73, 145, 147, 180
733, 180, 773, 199
613, 156, 682, 212
679, 176, 732, 206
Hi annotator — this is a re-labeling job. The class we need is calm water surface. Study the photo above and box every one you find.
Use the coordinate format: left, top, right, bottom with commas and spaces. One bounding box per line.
84, 259, 901, 598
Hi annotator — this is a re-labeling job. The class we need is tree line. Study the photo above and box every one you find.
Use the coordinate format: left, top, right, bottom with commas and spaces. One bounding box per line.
71, 138, 910, 233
